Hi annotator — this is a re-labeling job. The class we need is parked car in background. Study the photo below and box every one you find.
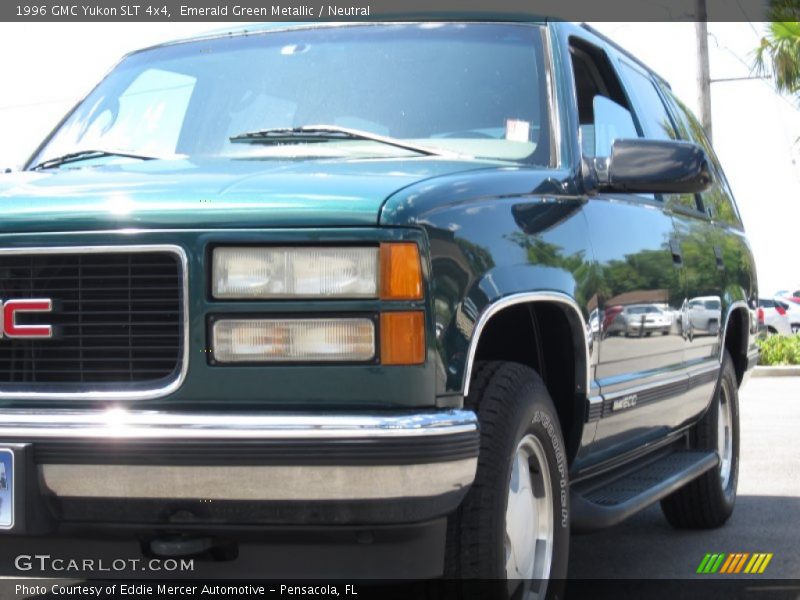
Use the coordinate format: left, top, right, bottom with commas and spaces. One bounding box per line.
588, 307, 601, 336
758, 298, 794, 335
775, 289, 800, 304
607, 304, 672, 337
602, 304, 625, 336
686, 296, 722, 336
776, 297, 800, 333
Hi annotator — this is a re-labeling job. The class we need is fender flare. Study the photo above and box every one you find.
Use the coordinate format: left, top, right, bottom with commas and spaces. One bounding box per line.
462, 291, 592, 397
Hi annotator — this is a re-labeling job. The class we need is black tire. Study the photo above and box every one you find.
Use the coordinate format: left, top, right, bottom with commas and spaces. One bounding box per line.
445, 361, 569, 597
660, 350, 740, 528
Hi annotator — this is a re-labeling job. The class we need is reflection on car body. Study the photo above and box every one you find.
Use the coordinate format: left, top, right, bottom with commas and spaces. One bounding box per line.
606, 303, 672, 337
686, 296, 722, 337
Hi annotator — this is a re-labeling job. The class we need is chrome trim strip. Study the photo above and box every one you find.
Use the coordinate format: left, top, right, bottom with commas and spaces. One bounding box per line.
0, 408, 478, 440
40, 459, 477, 501
603, 359, 719, 401
596, 362, 720, 417
0, 245, 189, 401
686, 360, 722, 380
600, 371, 686, 401
463, 291, 591, 397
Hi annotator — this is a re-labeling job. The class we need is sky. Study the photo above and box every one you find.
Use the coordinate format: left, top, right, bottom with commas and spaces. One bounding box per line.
0, 21, 797, 295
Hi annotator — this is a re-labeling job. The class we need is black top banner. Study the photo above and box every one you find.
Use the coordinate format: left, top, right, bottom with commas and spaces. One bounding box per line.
0, 0, 774, 23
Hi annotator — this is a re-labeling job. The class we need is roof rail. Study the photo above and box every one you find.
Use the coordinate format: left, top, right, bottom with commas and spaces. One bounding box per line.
578, 23, 672, 89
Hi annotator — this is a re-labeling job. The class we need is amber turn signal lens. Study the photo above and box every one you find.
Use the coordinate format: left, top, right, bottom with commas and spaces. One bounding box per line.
381, 312, 425, 365
380, 243, 423, 300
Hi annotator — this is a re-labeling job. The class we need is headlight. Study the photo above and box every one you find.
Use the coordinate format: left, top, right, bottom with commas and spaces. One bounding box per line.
213, 318, 376, 362
212, 247, 379, 299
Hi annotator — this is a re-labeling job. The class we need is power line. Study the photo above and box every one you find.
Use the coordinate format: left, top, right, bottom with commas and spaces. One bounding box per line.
734, 0, 761, 39
710, 75, 771, 83
707, 29, 800, 113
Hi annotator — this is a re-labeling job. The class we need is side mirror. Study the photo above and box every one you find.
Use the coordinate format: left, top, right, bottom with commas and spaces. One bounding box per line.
593, 139, 712, 195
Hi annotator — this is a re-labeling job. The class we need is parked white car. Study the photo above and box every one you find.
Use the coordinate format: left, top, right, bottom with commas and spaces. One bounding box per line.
686, 296, 722, 336
776, 297, 800, 334
608, 304, 672, 337
758, 298, 794, 335
775, 289, 800, 301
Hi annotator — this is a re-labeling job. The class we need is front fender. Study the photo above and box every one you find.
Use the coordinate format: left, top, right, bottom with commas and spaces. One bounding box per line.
383, 187, 597, 397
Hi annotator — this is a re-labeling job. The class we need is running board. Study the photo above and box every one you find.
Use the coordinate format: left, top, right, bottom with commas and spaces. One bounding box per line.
570, 449, 719, 532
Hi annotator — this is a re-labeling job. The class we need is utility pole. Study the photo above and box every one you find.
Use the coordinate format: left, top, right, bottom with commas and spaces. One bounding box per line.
696, 0, 713, 143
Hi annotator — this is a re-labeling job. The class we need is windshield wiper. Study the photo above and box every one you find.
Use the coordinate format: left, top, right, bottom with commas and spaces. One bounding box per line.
229, 125, 469, 159
31, 149, 158, 171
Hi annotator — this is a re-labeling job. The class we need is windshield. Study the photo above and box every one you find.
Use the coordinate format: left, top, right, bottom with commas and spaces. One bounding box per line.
30, 23, 551, 167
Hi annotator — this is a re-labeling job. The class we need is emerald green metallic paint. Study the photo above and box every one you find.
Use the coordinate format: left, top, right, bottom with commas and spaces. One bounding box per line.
0, 156, 508, 233
380, 166, 595, 397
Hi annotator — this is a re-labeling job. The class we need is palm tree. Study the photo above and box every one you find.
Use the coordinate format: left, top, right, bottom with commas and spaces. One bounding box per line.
754, 2, 800, 95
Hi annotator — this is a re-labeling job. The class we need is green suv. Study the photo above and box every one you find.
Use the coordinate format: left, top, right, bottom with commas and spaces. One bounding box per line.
0, 21, 758, 590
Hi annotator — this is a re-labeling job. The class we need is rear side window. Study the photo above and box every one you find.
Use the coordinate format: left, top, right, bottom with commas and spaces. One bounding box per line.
659, 86, 744, 229
618, 61, 701, 213
618, 61, 677, 141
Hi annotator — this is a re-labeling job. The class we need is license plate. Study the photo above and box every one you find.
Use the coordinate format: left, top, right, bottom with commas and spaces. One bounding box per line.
0, 449, 13, 529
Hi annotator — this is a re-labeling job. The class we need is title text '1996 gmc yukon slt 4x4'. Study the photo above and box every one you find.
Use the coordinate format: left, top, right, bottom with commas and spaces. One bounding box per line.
0, 19, 758, 594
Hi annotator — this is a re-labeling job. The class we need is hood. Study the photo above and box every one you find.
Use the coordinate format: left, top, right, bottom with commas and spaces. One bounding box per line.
0, 156, 507, 234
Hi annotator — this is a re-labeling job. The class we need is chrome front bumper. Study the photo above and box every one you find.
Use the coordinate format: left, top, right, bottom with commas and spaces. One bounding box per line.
0, 409, 479, 504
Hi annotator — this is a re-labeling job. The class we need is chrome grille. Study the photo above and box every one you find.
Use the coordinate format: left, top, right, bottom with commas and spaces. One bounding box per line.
0, 247, 185, 395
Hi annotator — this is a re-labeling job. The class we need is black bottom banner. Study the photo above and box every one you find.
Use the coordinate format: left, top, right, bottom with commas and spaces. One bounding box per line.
1, 580, 799, 600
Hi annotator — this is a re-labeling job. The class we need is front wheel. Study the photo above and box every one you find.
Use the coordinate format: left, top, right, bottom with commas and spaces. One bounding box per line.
445, 362, 569, 597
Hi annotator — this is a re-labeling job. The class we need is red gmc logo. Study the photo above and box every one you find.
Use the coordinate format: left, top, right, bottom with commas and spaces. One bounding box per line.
0, 299, 53, 339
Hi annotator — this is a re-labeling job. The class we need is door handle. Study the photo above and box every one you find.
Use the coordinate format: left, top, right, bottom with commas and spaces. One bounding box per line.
669, 238, 683, 265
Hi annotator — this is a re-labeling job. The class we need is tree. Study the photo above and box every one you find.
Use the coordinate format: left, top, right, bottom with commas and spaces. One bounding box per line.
754, 2, 800, 96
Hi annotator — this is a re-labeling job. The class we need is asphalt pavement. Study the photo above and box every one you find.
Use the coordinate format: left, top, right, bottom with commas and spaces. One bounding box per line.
568, 376, 800, 580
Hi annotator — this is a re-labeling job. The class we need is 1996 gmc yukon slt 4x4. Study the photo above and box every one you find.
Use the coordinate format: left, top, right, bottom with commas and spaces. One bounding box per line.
0, 20, 758, 590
